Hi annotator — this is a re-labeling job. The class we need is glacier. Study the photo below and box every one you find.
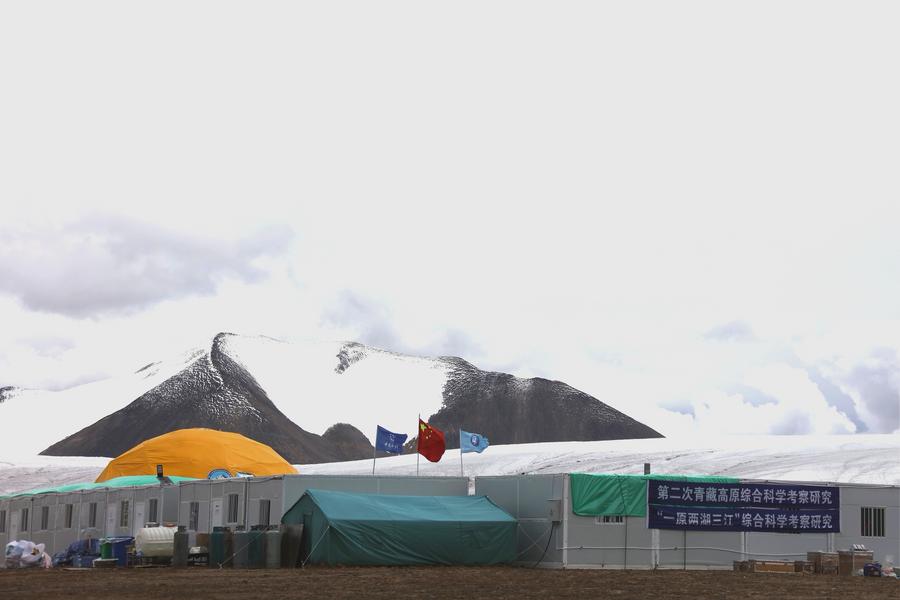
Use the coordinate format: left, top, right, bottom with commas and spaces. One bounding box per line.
2, 433, 897, 496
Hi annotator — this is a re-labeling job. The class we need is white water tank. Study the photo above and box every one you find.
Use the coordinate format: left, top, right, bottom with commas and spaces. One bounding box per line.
135, 526, 177, 558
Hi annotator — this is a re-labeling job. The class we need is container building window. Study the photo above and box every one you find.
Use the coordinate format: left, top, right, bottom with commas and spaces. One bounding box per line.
148, 498, 159, 524
0, 509, 6, 533
861, 507, 885, 537
227, 494, 239, 524
21, 508, 29, 531
258, 500, 271, 527
596, 515, 625, 524
88, 503, 98, 528
119, 501, 130, 528
40, 506, 50, 530
65, 504, 74, 529
189, 502, 200, 531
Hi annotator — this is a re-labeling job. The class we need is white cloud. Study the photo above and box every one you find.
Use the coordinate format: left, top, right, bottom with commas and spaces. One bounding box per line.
692, 364, 856, 435
0, 2, 898, 435
0, 216, 292, 317
817, 349, 900, 435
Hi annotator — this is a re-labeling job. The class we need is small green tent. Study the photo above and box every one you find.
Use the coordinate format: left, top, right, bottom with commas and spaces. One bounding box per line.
281, 489, 517, 566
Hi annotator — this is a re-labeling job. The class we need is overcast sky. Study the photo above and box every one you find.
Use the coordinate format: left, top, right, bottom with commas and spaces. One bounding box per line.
1, 2, 898, 437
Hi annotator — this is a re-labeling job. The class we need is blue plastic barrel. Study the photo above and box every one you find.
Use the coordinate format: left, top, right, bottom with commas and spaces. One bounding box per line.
78, 555, 100, 568
105, 536, 134, 567
864, 562, 882, 577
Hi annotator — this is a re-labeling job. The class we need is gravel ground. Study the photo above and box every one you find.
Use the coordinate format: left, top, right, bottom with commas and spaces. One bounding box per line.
2, 566, 899, 600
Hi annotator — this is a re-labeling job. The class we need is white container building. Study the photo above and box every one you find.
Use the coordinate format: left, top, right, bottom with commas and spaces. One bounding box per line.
2, 474, 897, 569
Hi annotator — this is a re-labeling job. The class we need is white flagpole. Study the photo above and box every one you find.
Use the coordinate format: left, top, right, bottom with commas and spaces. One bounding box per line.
459, 428, 464, 477
416, 414, 420, 477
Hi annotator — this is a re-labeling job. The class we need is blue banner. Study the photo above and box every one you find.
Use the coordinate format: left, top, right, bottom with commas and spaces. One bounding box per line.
648, 504, 840, 533
375, 426, 407, 454
460, 430, 489, 454
647, 480, 839, 509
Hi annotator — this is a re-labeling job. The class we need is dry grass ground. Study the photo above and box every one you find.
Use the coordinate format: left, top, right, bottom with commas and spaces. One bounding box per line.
2, 566, 898, 600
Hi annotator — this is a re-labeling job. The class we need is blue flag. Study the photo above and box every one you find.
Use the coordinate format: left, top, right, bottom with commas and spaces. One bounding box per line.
375, 426, 407, 454
460, 430, 489, 454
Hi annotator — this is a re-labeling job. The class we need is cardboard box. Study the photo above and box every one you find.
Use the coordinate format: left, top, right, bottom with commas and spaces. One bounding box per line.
733, 560, 748, 572
748, 560, 796, 573
807, 551, 839, 575
794, 560, 814, 574
838, 550, 873, 576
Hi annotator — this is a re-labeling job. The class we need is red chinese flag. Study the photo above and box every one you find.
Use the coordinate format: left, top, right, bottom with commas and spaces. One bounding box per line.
417, 418, 446, 462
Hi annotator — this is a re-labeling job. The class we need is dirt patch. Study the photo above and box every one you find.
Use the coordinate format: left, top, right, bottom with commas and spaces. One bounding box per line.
1, 566, 897, 600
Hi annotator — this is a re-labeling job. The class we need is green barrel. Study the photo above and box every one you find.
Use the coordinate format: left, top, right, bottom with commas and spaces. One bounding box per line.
224, 528, 234, 568
232, 527, 250, 568
100, 540, 112, 559
248, 525, 266, 568
265, 526, 282, 569
209, 526, 226, 567
173, 526, 189, 567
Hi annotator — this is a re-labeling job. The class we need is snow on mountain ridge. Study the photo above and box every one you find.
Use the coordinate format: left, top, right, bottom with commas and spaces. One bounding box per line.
5, 332, 659, 460
214, 334, 451, 441
129, 343, 262, 422
0, 343, 217, 454
0, 332, 455, 456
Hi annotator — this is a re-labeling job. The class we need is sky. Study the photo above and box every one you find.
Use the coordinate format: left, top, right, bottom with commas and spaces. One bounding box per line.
1, 1, 898, 438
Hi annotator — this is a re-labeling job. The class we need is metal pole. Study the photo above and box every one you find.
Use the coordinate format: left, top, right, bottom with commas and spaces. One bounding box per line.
562, 475, 570, 568
243, 479, 249, 530
416, 414, 420, 477
459, 426, 464, 476
372, 436, 377, 476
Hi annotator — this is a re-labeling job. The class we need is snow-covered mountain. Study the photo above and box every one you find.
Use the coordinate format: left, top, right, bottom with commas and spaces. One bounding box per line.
1, 347, 205, 455
2, 333, 660, 463
41, 333, 374, 463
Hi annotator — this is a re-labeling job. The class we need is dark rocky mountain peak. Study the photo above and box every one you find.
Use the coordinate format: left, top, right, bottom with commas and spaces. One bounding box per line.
38, 333, 662, 465
408, 357, 662, 451
0, 386, 17, 404
41, 333, 372, 463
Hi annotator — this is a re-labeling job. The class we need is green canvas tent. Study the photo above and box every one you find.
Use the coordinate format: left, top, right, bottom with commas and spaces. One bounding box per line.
281, 489, 517, 566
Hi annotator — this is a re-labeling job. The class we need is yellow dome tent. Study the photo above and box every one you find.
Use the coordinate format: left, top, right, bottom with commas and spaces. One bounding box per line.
95, 428, 298, 482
